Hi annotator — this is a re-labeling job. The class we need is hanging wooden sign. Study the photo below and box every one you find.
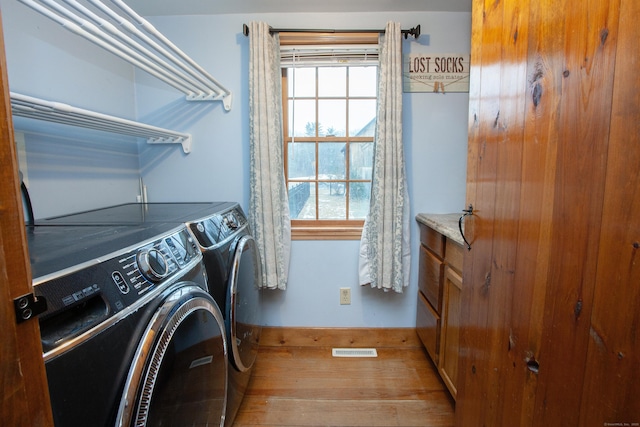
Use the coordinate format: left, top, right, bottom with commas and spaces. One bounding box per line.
403, 54, 470, 93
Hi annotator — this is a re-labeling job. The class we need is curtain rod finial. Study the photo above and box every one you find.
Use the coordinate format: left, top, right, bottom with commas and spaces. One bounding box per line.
243, 23, 249, 36
403, 25, 421, 39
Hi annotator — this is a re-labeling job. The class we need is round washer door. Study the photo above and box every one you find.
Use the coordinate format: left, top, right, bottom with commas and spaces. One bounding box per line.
228, 234, 263, 372
116, 284, 228, 427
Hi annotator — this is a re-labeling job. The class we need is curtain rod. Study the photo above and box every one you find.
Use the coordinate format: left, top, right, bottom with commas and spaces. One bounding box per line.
242, 24, 421, 39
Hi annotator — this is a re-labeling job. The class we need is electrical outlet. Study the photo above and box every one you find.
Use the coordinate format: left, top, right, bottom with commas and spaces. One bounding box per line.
340, 287, 351, 305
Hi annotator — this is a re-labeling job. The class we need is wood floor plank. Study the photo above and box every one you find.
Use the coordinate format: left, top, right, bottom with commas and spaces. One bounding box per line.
233, 329, 455, 426
259, 327, 422, 348
251, 349, 442, 378
248, 372, 444, 396
233, 397, 455, 427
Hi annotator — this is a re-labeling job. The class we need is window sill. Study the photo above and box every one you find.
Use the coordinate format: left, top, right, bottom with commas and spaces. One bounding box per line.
292, 226, 363, 241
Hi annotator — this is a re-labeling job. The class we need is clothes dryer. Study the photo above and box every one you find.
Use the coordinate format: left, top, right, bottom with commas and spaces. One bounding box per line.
28, 223, 228, 427
186, 204, 263, 427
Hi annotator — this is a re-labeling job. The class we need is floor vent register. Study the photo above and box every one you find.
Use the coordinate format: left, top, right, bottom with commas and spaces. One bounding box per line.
331, 348, 378, 358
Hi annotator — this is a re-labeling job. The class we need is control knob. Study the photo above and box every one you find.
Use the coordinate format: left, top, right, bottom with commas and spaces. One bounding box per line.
137, 249, 169, 282
224, 214, 238, 230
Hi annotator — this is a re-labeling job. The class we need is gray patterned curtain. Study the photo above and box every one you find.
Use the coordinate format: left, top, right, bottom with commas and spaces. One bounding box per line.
358, 22, 411, 293
248, 21, 291, 290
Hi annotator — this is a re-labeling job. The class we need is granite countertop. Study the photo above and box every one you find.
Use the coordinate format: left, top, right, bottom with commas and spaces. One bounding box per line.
415, 212, 465, 246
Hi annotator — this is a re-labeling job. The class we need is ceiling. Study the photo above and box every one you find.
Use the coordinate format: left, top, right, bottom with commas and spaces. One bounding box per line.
123, 0, 472, 16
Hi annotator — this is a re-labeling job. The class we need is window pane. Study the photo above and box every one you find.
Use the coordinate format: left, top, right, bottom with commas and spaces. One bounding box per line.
319, 182, 346, 219
288, 182, 312, 219
288, 142, 316, 180
294, 183, 317, 219
318, 67, 346, 97
288, 67, 316, 98
318, 100, 346, 137
289, 99, 316, 137
318, 143, 346, 179
349, 142, 374, 179
349, 182, 371, 219
349, 100, 376, 137
349, 66, 377, 97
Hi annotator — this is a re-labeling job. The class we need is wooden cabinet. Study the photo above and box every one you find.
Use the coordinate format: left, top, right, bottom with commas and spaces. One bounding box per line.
416, 218, 464, 400
416, 223, 444, 364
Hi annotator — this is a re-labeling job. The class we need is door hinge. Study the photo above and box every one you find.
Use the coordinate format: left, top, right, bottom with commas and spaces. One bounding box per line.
14, 293, 47, 324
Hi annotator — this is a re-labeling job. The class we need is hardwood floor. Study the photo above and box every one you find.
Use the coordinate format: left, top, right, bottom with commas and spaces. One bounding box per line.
233, 328, 455, 427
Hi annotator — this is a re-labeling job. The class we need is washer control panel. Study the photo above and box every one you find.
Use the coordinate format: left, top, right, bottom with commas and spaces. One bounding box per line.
35, 226, 203, 355
114, 227, 199, 296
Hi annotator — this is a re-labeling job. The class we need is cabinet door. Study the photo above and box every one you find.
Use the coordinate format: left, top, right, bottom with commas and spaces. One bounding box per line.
439, 266, 462, 399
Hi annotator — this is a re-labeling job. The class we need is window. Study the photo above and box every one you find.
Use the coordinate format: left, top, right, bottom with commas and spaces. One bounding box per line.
281, 34, 378, 239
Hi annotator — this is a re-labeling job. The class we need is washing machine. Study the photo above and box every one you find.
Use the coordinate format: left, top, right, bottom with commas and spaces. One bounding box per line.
185, 204, 263, 427
37, 202, 264, 426
27, 222, 228, 427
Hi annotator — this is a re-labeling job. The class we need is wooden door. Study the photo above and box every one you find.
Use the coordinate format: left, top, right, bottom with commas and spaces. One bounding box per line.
458, 0, 639, 425
0, 11, 54, 427
578, 0, 640, 419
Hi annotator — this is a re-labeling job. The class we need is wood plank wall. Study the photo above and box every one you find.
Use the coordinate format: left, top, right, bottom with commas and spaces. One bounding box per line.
458, 0, 639, 426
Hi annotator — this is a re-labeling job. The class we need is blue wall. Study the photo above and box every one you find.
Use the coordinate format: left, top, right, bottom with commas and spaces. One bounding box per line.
2, 0, 142, 218
2, 3, 470, 327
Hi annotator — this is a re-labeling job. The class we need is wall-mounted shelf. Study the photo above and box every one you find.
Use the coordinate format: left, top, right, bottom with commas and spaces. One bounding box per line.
10, 92, 193, 153
18, 0, 232, 111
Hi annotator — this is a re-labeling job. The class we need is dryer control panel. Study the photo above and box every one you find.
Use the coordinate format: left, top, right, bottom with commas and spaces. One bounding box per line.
187, 204, 248, 249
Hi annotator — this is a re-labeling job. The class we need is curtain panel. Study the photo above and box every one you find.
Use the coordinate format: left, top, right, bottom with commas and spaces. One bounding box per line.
248, 21, 291, 290
359, 22, 411, 293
